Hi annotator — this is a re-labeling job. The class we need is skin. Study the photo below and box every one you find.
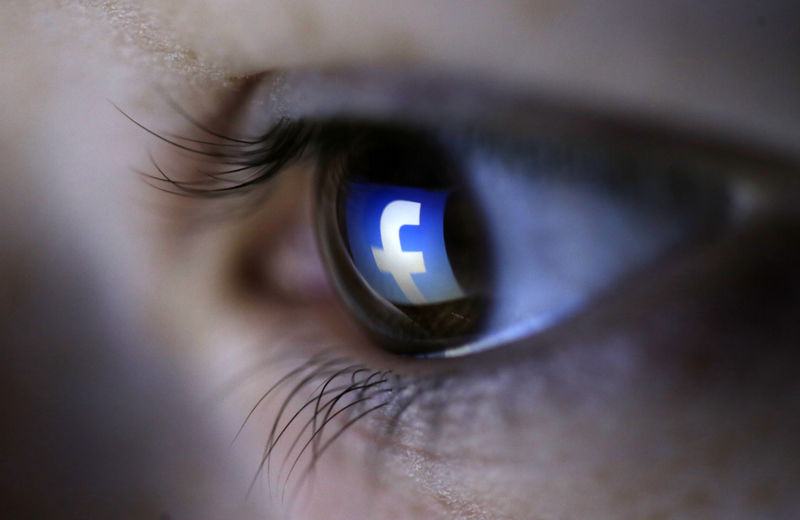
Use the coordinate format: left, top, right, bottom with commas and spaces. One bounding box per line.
1, 1, 798, 519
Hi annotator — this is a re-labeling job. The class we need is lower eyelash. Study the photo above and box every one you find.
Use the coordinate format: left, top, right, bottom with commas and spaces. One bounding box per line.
235, 352, 399, 502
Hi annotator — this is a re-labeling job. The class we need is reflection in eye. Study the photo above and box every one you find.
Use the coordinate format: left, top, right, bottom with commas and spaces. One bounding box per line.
314, 121, 731, 357
315, 124, 492, 356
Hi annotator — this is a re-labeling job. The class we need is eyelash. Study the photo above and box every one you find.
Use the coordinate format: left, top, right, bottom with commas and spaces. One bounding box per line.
232, 352, 395, 500
115, 104, 312, 197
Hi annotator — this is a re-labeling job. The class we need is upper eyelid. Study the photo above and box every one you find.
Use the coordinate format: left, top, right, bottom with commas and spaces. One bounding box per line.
125, 68, 798, 229
182, 68, 799, 186
267, 69, 800, 166
135, 70, 800, 209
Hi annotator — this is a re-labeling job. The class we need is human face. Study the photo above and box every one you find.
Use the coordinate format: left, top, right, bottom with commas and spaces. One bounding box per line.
1, 1, 798, 519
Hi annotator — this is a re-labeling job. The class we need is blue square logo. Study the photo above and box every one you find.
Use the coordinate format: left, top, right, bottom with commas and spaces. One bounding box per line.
345, 183, 465, 305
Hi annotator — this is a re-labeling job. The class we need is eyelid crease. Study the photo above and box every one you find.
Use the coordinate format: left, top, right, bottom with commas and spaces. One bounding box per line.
268, 69, 800, 167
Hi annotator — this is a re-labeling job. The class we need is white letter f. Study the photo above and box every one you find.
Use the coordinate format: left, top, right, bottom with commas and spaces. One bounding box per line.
371, 200, 427, 304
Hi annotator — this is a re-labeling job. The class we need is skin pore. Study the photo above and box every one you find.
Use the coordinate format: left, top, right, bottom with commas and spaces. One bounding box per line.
1, 1, 799, 519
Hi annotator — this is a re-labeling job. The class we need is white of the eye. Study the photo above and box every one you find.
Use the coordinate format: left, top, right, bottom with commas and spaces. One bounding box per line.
465, 150, 690, 352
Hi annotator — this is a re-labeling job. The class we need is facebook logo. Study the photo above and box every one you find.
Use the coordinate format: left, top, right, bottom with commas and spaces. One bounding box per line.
345, 183, 464, 305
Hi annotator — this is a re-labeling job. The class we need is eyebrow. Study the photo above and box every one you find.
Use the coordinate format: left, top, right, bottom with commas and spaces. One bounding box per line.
71, 0, 228, 80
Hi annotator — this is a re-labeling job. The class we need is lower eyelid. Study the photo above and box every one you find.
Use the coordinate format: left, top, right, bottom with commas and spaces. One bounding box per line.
347, 218, 800, 456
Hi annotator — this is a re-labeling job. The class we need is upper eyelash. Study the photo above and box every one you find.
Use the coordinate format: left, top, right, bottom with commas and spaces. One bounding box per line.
114, 102, 313, 197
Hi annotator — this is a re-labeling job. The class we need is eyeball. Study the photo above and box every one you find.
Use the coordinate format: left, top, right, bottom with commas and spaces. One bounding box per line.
314, 120, 730, 358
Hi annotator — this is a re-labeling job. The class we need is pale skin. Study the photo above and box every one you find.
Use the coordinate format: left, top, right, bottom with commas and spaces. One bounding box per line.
1, 1, 799, 519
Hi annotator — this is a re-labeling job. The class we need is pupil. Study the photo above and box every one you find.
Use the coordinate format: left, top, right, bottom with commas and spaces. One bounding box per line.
316, 123, 491, 355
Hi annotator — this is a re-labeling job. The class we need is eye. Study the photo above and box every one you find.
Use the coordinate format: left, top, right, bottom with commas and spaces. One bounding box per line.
131, 70, 772, 361
312, 119, 732, 358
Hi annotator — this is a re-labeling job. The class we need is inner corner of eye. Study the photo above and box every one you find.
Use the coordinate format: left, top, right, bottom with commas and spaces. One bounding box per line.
311, 121, 730, 359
